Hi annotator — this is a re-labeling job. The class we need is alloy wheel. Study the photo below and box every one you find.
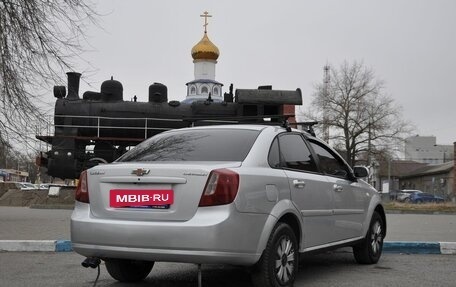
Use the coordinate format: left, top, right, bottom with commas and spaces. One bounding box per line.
275, 235, 295, 284
370, 220, 383, 255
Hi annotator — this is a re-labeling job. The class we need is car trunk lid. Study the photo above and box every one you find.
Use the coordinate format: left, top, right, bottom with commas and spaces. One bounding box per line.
86, 162, 240, 221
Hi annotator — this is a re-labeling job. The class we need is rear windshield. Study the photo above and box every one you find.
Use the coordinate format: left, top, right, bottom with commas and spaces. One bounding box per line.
116, 129, 260, 162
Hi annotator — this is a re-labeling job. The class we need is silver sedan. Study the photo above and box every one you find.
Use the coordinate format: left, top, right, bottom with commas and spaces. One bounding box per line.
71, 124, 386, 287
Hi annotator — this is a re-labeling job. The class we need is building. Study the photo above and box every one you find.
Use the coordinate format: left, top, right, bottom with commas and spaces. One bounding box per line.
0, 169, 29, 182
181, 11, 298, 124
404, 135, 453, 164
372, 160, 427, 192
397, 142, 455, 202
183, 11, 223, 103
373, 141, 456, 202
399, 161, 454, 201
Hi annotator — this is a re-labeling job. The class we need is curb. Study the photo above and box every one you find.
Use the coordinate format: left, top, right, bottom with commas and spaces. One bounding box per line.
0, 240, 72, 252
1, 240, 456, 254
29, 204, 75, 210
382, 241, 456, 255
385, 209, 456, 215
384, 241, 441, 254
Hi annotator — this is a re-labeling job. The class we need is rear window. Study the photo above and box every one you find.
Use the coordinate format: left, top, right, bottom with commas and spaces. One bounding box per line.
116, 129, 260, 162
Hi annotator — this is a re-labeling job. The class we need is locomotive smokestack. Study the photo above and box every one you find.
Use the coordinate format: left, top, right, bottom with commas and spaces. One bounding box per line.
149, 83, 168, 103
67, 72, 81, 100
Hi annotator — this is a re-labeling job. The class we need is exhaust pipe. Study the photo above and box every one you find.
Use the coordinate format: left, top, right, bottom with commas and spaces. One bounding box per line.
67, 72, 81, 100
81, 257, 101, 269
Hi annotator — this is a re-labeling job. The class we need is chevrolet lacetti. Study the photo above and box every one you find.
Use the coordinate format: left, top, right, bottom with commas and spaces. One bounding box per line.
71, 124, 386, 287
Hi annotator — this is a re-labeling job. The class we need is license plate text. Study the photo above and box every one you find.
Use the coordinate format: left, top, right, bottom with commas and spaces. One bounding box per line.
110, 189, 174, 208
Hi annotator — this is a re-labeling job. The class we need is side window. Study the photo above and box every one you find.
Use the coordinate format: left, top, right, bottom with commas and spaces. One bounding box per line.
278, 134, 317, 172
268, 138, 280, 168
308, 140, 350, 178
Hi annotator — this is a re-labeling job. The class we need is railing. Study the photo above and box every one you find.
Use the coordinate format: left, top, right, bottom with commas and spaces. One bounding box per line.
51, 114, 294, 139
54, 115, 184, 139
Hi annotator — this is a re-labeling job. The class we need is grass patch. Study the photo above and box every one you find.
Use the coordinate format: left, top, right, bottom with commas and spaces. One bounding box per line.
384, 201, 456, 213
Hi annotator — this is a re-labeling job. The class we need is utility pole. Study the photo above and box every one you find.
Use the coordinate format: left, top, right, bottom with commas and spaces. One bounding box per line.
387, 158, 391, 193
367, 119, 372, 166
322, 65, 330, 143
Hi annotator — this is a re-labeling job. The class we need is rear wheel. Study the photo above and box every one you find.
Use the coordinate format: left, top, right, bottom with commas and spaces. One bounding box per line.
252, 222, 298, 287
105, 259, 154, 282
353, 211, 384, 264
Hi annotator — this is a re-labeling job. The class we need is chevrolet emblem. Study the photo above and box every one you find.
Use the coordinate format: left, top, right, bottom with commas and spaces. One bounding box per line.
131, 168, 150, 176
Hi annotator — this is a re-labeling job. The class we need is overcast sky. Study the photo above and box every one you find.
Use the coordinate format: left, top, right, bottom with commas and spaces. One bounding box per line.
60, 0, 455, 144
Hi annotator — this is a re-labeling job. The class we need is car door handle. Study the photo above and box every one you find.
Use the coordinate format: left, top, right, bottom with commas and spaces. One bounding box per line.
293, 180, 306, 188
334, 185, 344, 192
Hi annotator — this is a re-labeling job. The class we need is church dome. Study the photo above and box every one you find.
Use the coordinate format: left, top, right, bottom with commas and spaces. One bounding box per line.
191, 33, 220, 61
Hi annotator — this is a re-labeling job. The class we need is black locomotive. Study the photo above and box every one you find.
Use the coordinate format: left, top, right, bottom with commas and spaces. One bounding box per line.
36, 72, 302, 179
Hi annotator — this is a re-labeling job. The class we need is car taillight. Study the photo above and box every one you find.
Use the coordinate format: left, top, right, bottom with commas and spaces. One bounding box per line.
75, 170, 89, 203
199, 169, 239, 207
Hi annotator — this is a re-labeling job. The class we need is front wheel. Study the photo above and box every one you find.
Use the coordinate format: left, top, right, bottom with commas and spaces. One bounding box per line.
105, 259, 154, 282
252, 222, 298, 287
353, 211, 385, 264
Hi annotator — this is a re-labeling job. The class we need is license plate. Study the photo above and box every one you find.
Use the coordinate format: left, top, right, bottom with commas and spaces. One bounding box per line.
110, 189, 174, 208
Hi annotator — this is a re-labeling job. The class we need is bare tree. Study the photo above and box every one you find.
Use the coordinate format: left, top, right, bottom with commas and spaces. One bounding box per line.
0, 0, 98, 150
303, 61, 412, 166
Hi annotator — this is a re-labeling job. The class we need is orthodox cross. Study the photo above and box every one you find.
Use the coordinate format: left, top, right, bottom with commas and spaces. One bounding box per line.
200, 11, 212, 33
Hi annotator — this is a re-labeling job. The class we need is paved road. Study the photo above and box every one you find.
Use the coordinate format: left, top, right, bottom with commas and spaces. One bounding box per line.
1, 206, 455, 242
1, 251, 455, 287
1, 206, 455, 286
0, 207, 71, 240
385, 213, 456, 241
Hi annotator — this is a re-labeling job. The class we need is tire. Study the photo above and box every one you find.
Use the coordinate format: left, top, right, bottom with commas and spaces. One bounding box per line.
105, 259, 154, 282
353, 211, 384, 264
252, 222, 298, 287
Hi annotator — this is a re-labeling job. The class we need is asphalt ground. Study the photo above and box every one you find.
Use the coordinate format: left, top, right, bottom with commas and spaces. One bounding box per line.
1, 206, 455, 286
1, 252, 456, 287
1, 206, 455, 242
0, 207, 71, 240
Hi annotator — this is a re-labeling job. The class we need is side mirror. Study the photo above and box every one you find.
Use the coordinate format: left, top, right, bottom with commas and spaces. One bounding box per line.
353, 166, 369, 178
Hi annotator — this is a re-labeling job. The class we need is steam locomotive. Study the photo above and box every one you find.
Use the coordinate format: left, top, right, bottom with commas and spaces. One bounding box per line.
36, 72, 303, 179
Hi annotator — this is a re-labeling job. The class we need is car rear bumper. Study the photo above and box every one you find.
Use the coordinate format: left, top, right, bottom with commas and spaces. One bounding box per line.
71, 202, 269, 266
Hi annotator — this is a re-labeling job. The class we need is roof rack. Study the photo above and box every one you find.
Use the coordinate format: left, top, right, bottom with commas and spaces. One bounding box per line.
183, 116, 320, 136
292, 121, 319, 137
182, 114, 294, 127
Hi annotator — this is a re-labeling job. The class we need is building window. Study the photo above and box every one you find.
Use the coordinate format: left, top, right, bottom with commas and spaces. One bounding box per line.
213, 87, 219, 96
201, 86, 208, 94
190, 86, 196, 95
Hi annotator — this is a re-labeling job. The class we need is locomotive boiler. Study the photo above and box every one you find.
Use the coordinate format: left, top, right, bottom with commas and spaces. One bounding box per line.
36, 72, 302, 179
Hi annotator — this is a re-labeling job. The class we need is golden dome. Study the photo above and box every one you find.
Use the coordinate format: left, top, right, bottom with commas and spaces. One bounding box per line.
191, 32, 220, 61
